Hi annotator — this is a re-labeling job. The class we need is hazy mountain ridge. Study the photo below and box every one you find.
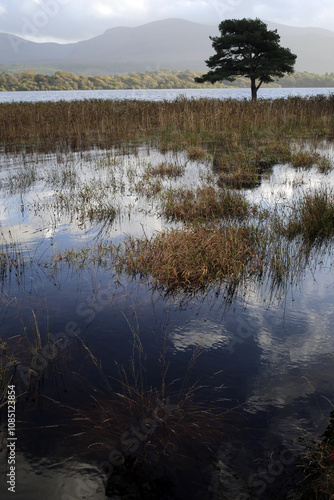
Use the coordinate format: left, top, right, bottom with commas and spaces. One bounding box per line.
1, 18, 334, 75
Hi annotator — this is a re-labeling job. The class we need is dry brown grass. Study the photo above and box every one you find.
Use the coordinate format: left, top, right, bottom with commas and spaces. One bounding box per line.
218, 167, 260, 189
146, 162, 184, 178
117, 225, 261, 291
1, 95, 334, 154
285, 188, 334, 242
213, 141, 293, 188
187, 147, 207, 161
161, 186, 254, 222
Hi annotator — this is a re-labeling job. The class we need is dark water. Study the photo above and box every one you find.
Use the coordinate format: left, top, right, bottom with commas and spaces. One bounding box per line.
0, 146, 334, 499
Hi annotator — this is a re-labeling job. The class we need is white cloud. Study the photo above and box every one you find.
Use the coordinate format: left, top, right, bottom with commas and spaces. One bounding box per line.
0, 0, 334, 42
169, 318, 231, 351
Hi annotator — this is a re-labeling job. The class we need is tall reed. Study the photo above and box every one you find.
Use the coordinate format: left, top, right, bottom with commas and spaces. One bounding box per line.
1, 95, 334, 153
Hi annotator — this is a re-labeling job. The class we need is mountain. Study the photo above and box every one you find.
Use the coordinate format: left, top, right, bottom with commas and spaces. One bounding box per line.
0, 33, 73, 63
67, 19, 215, 70
266, 21, 334, 74
1, 18, 334, 75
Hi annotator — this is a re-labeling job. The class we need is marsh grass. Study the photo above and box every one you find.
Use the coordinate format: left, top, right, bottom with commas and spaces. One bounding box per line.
46, 162, 78, 189
290, 149, 333, 172
133, 161, 185, 198
161, 186, 254, 222
298, 444, 334, 499
285, 188, 334, 242
218, 167, 261, 189
47, 219, 315, 297
318, 156, 333, 174
187, 146, 207, 161
2, 96, 334, 297
135, 178, 163, 197
145, 161, 185, 178
6, 164, 39, 192
213, 141, 293, 189
50, 241, 118, 269
0, 311, 72, 398
116, 225, 261, 291
291, 150, 322, 168
1, 95, 334, 156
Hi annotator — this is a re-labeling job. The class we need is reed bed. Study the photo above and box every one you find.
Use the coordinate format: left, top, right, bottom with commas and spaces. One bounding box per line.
1, 95, 334, 154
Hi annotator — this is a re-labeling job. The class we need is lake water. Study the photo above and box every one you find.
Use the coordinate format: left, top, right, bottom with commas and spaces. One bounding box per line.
0, 87, 334, 103
1, 98, 334, 499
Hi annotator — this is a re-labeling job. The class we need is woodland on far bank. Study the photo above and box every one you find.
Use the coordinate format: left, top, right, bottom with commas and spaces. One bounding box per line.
1, 69, 334, 91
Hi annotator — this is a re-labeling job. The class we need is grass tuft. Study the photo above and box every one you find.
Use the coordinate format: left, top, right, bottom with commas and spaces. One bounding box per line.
117, 225, 261, 291
161, 186, 254, 222
285, 188, 334, 242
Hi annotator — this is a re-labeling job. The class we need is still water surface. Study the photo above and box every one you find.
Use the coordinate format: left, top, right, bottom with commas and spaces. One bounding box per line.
0, 87, 334, 103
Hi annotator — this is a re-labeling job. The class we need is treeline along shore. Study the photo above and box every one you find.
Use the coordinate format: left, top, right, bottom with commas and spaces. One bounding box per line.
0, 69, 334, 91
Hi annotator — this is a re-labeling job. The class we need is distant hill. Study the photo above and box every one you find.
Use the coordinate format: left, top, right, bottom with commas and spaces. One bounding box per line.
1, 18, 334, 75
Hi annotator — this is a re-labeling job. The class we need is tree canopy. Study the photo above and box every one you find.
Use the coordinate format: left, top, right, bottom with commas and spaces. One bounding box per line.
195, 18, 297, 100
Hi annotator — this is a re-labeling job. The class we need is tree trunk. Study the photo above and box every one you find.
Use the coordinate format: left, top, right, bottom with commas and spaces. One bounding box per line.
250, 77, 257, 101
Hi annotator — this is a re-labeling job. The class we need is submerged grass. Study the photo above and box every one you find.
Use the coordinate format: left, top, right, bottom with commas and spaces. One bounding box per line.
62, 320, 227, 497
0, 232, 25, 282
54, 180, 117, 223
145, 161, 185, 178
293, 410, 334, 500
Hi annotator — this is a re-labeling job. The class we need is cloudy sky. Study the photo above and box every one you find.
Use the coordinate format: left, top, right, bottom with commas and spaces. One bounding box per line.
0, 0, 333, 43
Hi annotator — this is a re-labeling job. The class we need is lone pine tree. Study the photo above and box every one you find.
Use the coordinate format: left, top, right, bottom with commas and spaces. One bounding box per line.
196, 18, 297, 100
